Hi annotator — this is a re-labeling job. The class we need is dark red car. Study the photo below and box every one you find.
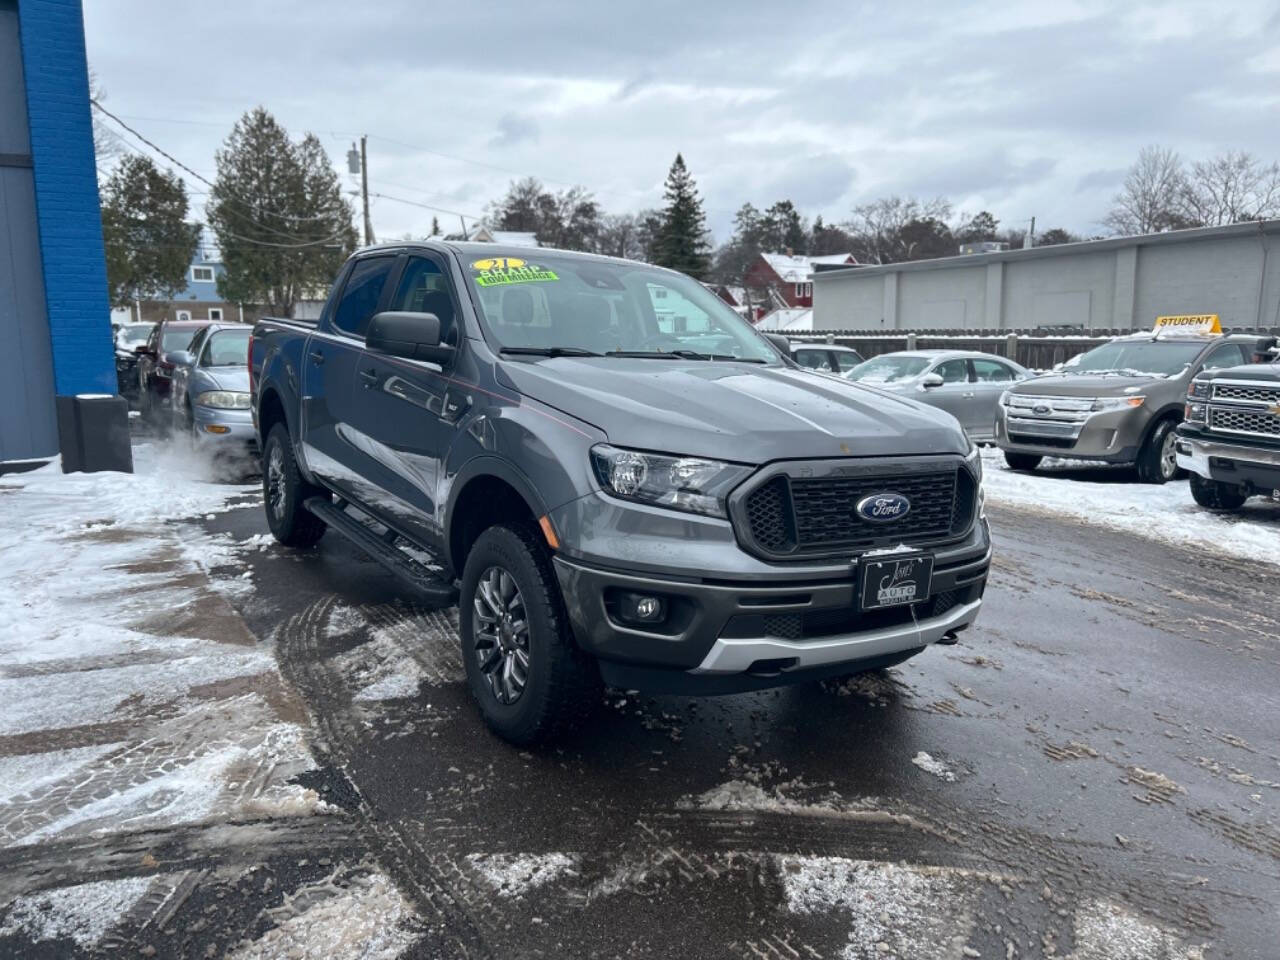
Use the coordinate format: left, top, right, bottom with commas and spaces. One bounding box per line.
135, 319, 211, 421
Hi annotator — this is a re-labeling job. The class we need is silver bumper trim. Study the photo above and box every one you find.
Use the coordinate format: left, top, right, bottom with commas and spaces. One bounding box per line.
690, 599, 983, 675
1176, 434, 1280, 475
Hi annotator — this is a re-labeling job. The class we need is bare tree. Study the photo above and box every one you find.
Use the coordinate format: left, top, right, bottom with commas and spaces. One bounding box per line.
1103, 145, 1185, 236
1178, 151, 1280, 226
88, 67, 123, 171
844, 196, 953, 264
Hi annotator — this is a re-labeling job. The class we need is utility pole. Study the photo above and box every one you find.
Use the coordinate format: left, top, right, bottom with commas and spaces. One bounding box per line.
360, 135, 375, 246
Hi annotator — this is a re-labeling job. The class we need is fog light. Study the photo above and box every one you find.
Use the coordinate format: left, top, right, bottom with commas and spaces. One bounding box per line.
203, 424, 230, 434
618, 592, 665, 624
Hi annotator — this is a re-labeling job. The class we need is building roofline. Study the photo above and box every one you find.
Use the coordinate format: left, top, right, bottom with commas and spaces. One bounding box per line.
815, 218, 1280, 282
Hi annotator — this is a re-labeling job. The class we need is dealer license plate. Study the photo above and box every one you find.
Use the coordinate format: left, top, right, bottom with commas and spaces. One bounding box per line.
859, 554, 934, 611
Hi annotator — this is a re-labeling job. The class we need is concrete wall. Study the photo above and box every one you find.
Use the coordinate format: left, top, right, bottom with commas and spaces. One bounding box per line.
814, 220, 1280, 332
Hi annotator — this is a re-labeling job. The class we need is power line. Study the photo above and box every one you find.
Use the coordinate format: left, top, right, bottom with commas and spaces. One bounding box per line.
369, 191, 483, 222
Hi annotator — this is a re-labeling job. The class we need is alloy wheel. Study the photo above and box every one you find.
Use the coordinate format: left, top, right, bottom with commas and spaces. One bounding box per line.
266, 445, 286, 521
472, 566, 530, 705
1160, 429, 1178, 480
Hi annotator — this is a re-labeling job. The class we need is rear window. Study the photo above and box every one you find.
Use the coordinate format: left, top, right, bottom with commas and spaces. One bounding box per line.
162, 328, 197, 351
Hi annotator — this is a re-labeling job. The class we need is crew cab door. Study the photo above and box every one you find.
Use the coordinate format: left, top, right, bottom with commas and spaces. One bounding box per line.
301, 254, 397, 498
348, 253, 467, 547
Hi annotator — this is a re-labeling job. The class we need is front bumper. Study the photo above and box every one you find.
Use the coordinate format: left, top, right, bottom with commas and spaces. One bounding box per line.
1175, 430, 1280, 491
192, 406, 257, 448
995, 406, 1142, 462
552, 521, 990, 695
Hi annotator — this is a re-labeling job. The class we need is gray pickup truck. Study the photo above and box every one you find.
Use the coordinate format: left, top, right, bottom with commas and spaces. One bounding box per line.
1177, 352, 1280, 510
250, 242, 989, 744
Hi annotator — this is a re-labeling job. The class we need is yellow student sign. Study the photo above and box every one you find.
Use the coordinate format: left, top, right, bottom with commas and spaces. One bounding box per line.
1153, 314, 1221, 334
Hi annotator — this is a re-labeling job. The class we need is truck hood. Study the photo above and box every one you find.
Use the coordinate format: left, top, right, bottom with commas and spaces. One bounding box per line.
497, 358, 967, 463
1202, 362, 1280, 383
1012, 373, 1165, 396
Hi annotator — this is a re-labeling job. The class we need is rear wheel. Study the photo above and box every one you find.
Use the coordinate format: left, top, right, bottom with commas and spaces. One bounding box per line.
459, 523, 600, 745
1003, 451, 1042, 472
1136, 419, 1180, 484
1189, 474, 1248, 511
261, 423, 327, 547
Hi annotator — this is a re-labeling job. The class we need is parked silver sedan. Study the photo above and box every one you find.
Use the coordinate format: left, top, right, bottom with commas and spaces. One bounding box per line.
845, 349, 1033, 441
169, 324, 255, 450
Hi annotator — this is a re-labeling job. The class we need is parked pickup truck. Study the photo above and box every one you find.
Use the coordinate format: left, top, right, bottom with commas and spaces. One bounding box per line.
250, 242, 990, 744
1177, 351, 1280, 510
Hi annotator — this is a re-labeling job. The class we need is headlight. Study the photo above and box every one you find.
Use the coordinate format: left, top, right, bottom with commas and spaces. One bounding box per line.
590, 444, 752, 518
1187, 379, 1211, 401
1186, 402, 1207, 422
195, 391, 251, 409
998, 389, 1012, 407
1091, 396, 1145, 411
965, 439, 983, 482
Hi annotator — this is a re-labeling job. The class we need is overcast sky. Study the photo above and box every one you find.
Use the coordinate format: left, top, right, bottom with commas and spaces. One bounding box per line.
84, 1, 1280, 245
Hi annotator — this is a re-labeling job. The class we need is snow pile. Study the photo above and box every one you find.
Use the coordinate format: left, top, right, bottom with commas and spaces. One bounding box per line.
228, 872, 420, 960
776, 856, 982, 960
910, 751, 957, 782
0, 875, 153, 948
1064, 899, 1207, 960
981, 448, 1280, 565
466, 852, 577, 898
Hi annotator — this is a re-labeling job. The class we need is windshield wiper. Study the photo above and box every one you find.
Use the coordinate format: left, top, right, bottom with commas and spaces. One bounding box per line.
607, 349, 709, 360
500, 346, 602, 358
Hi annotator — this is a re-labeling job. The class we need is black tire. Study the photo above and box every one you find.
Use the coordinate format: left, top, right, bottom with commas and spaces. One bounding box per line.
261, 423, 327, 548
459, 523, 601, 746
1003, 451, 1042, 472
1136, 419, 1180, 484
1189, 474, 1248, 511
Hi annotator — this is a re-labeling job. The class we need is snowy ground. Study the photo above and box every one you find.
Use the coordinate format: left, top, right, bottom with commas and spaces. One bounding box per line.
981, 447, 1280, 566
0, 440, 423, 956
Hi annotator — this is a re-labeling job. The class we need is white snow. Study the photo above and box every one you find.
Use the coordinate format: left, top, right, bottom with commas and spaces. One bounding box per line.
1064, 899, 1208, 960
227, 872, 420, 960
981, 448, 1280, 565
0, 875, 153, 948
0, 442, 324, 847
911, 751, 957, 782
466, 852, 577, 898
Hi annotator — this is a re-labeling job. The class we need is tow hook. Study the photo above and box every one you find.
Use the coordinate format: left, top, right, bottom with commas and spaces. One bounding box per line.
936, 630, 960, 646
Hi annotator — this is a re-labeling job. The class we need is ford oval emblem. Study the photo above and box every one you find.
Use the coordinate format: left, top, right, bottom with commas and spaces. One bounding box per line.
856, 492, 911, 522
1033, 403, 1050, 415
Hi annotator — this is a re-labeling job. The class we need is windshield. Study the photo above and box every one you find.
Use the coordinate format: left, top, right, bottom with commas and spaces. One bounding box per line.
119, 324, 152, 345
463, 253, 778, 362
846, 355, 932, 383
1062, 340, 1203, 377
203, 329, 251, 366
161, 328, 198, 352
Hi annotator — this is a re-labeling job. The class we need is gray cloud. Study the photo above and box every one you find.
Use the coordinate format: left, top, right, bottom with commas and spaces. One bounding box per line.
490, 112, 539, 148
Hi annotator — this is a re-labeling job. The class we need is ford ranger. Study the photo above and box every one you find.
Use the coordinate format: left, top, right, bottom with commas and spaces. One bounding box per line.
250, 242, 990, 744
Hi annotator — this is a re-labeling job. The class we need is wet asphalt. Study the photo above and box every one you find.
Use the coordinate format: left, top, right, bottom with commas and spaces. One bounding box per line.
194, 493, 1280, 959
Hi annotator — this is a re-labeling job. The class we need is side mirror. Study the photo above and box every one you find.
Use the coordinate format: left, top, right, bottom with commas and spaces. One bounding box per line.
366, 311, 454, 365
762, 333, 792, 359
920, 372, 944, 389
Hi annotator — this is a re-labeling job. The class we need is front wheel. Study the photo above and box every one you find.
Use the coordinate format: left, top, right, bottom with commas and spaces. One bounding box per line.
1189, 474, 1248, 511
261, 423, 327, 547
459, 523, 600, 745
1136, 420, 1180, 484
1003, 451, 1042, 472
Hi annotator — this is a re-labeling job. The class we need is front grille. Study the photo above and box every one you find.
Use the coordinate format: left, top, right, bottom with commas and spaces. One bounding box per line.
1213, 383, 1280, 404
739, 465, 973, 559
1209, 405, 1280, 438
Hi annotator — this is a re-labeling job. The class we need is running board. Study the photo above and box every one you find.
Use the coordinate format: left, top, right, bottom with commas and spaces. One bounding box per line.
304, 497, 459, 604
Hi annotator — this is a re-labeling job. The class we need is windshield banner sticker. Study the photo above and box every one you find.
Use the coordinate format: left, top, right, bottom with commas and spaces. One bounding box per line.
472, 257, 560, 287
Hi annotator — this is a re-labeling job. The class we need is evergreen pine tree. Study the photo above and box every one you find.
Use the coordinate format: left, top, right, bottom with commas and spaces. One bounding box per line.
653, 154, 711, 279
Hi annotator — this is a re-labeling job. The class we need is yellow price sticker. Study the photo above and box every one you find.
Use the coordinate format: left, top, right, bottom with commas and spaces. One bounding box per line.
471, 257, 526, 272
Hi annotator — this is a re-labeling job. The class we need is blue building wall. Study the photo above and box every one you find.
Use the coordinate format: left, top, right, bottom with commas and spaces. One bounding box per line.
17, 0, 115, 397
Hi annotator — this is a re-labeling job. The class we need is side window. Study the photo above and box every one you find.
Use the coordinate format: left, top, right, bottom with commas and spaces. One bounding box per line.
972, 358, 1014, 382
935, 359, 970, 383
387, 256, 458, 346
332, 256, 395, 337
186, 327, 209, 358
834, 351, 862, 373
1201, 344, 1247, 371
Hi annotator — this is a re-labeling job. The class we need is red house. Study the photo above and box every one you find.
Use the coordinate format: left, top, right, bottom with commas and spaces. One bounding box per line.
744, 252, 858, 311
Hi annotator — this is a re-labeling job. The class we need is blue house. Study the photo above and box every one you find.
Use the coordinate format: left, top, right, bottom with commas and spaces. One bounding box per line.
0, 0, 129, 472
130, 228, 255, 326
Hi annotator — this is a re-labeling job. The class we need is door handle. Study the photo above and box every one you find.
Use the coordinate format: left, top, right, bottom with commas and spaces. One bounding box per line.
359, 368, 379, 387
309, 351, 325, 365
